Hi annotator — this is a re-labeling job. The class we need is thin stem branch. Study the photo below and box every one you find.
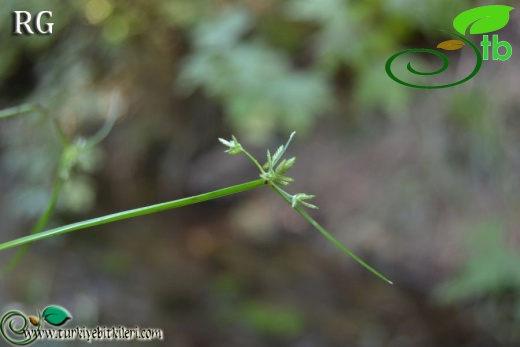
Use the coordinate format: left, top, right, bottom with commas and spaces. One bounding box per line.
241, 148, 265, 174
270, 183, 393, 285
85, 92, 120, 149
0, 179, 266, 252
2, 176, 64, 275
0, 103, 69, 147
34, 103, 69, 147
0, 104, 34, 120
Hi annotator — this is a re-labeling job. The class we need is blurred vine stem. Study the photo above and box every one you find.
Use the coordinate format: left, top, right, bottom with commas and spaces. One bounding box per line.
0, 114, 392, 284
1, 92, 121, 275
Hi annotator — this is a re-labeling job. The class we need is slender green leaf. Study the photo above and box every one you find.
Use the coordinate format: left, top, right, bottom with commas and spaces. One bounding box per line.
0, 179, 265, 252
0, 104, 34, 120
270, 184, 393, 285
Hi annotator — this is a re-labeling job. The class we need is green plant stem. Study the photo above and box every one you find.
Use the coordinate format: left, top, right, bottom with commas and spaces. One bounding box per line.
0, 179, 266, 252
34, 103, 69, 147
242, 150, 265, 173
85, 91, 120, 149
0, 103, 69, 146
0, 100, 120, 273
2, 177, 64, 275
0, 104, 34, 120
270, 184, 393, 285
0, 103, 69, 274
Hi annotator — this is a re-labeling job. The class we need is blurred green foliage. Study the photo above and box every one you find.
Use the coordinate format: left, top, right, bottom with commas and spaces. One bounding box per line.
177, 5, 331, 141
439, 221, 520, 300
437, 221, 520, 343
212, 274, 305, 338
176, 0, 472, 135
0, 0, 474, 221
240, 301, 305, 337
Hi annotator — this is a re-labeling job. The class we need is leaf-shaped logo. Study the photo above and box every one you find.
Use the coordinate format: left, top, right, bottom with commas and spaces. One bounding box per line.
453, 5, 514, 35
28, 316, 40, 326
437, 39, 465, 51
42, 306, 72, 326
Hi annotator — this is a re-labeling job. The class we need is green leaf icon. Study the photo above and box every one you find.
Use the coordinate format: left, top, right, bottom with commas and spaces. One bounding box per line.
453, 5, 514, 35
42, 306, 72, 326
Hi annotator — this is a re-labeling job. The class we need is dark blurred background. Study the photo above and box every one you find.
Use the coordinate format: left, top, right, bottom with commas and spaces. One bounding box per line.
1, 1, 520, 346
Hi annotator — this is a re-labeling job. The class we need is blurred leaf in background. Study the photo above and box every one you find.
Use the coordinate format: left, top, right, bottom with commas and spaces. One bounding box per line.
437, 220, 520, 344
177, 5, 331, 142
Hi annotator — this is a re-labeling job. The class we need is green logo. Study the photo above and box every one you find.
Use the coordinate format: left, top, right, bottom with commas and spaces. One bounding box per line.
1, 305, 72, 345
386, 5, 515, 89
